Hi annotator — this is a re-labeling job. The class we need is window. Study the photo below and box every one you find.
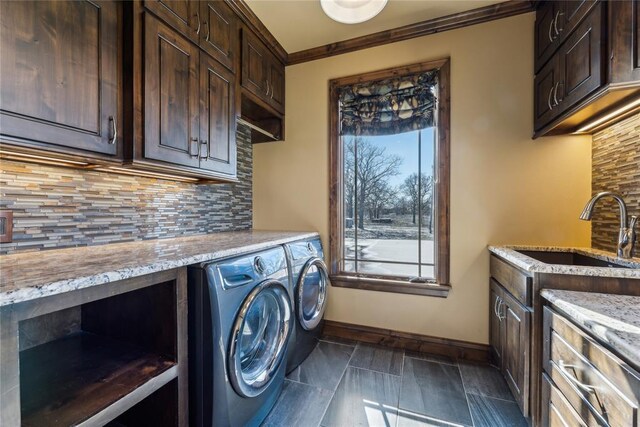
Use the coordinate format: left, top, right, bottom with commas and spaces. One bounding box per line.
329, 59, 450, 297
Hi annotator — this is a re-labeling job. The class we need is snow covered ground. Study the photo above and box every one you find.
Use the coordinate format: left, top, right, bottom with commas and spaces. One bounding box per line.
344, 238, 435, 278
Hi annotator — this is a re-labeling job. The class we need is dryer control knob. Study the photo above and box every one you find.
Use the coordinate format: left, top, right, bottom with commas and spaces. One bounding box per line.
254, 256, 267, 275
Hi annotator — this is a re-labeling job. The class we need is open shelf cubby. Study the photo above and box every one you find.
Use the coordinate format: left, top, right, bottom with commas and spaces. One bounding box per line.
0, 269, 187, 426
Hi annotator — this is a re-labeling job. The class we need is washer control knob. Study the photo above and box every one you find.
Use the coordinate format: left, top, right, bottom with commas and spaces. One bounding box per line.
307, 242, 315, 253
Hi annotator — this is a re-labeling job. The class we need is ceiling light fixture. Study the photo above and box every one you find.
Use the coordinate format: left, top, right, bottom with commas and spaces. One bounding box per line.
321, 0, 388, 24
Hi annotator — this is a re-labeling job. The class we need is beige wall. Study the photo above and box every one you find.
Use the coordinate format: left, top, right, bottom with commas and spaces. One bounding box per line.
253, 13, 592, 344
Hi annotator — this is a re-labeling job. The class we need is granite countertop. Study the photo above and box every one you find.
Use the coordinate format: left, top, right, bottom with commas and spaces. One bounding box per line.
0, 230, 318, 307
488, 245, 640, 279
541, 289, 640, 371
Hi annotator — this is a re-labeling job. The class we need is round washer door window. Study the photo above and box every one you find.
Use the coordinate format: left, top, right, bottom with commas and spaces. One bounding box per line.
297, 257, 330, 331
228, 279, 292, 397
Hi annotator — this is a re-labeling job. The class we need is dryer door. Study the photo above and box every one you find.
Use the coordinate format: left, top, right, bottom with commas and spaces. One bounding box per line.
297, 257, 330, 331
228, 279, 292, 397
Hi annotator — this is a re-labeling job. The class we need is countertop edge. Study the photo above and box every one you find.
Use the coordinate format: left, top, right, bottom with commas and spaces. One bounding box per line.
0, 231, 319, 308
541, 289, 640, 372
488, 245, 640, 279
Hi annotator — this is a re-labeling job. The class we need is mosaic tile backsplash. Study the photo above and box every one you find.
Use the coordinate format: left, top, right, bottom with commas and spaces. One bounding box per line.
591, 114, 640, 253
0, 126, 252, 255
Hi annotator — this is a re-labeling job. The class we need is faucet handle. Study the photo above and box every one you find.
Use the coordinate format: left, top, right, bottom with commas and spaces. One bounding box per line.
630, 215, 638, 230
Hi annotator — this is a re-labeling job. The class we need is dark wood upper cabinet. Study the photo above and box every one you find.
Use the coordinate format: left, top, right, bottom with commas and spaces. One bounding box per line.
535, 1, 597, 74
0, 0, 120, 157
534, 1, 559, 74
609, 0, 640, 84
556, 6, 604, 112
241, 29, 285, 115
534, 3, 604, 132
268, 58, 285, 113
143, 0, 198, 43
199, 1, 237, 73
241, 29, 270, 101
534, 1, 640, 137
534, 54, 562, 131
143, 14, 201, 169
199, 54, 237, 176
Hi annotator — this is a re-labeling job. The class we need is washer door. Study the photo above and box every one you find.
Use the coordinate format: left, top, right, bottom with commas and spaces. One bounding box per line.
228, 279, 292, 398
297, 257, 330, 331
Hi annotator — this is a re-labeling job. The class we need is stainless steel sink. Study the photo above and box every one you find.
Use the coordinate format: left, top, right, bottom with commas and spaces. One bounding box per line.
515, 250, 630, 269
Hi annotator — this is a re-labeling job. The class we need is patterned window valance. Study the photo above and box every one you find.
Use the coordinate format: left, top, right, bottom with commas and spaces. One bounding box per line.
339, 70, 438, 136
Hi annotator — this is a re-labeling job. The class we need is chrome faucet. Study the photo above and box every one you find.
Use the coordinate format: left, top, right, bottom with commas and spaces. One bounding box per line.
579, 191, 637, 259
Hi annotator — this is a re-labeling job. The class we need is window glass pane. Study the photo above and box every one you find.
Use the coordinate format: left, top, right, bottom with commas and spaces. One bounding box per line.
343, 136, 356, 268
352, 133, 419, 265
420, 128, 436, 269
356, 261, 419, 277
341, 131, 437, 280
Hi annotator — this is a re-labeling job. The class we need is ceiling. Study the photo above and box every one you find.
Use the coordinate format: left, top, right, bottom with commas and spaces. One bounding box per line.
245, 0, 505, 53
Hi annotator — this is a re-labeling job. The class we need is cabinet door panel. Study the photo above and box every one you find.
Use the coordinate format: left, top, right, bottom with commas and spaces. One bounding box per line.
268, 59, 285, 114
556, 4, 604, 113
535, 1, 558, 73
534, 55, 561, 131
144, 0, 197, 42
241, 30, 268, 99
609, 0, 640, 83
489, 281, 503, 368
200, 1, 236, 72
144, 15, 200, 168
502, 291, 530, 415
199, 54, 237, 176
0, 0, 118, 155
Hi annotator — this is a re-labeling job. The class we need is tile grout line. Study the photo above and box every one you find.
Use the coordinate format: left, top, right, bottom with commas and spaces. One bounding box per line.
396, 351, 407, 427
465, 391, 519, 404
315, 340, 360, 427
458, 361, 476, 427
403, 354, 459, 367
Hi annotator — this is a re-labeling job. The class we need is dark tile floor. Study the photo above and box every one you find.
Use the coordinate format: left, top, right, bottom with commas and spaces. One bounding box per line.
262, 339, 528, 427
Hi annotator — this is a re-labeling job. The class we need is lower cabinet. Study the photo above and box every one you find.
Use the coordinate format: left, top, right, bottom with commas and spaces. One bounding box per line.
489, 278, 532, 416
542, 306, 640, 427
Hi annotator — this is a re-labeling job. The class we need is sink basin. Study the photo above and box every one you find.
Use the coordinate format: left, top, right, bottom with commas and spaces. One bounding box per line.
516, 250, 630, 269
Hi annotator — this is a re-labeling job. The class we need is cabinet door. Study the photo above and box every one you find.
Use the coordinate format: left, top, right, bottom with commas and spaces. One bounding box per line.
144, 15, 200, 168
609, 0, 640, 83
535, 1, 559, 73
144, 0, 197, 43
0, 0, 119, 155
534, 54, 562, 131
502, 291, 530, 415
268, 58, 285, 114
200, 1, 237, 73
199, 54, 237, 177
555, 3, 604, 115
489, 281, 503, 368
241, 29, 269, 101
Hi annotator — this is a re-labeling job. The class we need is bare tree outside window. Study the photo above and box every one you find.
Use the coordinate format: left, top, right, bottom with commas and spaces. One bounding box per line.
342, 131, 436, 279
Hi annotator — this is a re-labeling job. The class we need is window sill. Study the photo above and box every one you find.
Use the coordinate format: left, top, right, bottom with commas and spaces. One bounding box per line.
330, 275, 451, 298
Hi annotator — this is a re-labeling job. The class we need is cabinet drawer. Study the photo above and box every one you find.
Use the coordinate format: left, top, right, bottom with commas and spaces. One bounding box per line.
489, 255, 531, 306
543, 307, 640, 426
542, 373, 589, 427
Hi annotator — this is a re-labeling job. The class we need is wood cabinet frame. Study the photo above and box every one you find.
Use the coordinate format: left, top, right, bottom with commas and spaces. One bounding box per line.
0, 268, 188, 426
